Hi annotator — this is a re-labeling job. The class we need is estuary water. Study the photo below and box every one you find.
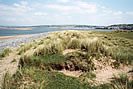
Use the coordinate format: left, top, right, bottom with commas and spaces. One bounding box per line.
0, 27, 112, 36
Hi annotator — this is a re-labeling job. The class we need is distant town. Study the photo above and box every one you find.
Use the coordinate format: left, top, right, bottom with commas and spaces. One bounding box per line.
96, 24, 133, 30
0, 24, 133, 30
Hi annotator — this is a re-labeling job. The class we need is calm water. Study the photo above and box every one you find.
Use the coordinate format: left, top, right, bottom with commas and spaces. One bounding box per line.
0, 27, 112, 36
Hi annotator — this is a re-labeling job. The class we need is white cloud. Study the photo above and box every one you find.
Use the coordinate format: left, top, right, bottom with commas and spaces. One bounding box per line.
0, 0, 132, 26
0, 1, 34, 25
0, 1, 32, 16
13, 1, 32, 12
101, 6, 122, 17
46, 4, 74, 11
13, 1, 28, 7
5, 17, 17, 22
57, 0, 70, 3
103, 9, 113, 14
46, 1, 97, 14
0, 4, 11, 11
75, 1, 97, 13
76, 1, 93, 8
113, 11, 122, 16
34, 12, 48, 16
20, 1, 28, 6
126, 12, 133, 15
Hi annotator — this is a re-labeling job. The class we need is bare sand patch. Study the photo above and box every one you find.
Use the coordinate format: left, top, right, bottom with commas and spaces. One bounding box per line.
59, 69, 83, 77
0, 52, 20, 87
63, 49, 78, 55
0, 34, 33, 40
93, 65, 133, 84
0, 27, 32, 30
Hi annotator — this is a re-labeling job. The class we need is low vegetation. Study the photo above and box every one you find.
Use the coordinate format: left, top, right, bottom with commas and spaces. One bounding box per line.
0, 48, 12, 60
1, 30, 133, 89
110, 73, 133, 89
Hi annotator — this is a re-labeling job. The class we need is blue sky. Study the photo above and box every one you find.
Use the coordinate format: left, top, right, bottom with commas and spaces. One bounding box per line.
0, 0, 133, 26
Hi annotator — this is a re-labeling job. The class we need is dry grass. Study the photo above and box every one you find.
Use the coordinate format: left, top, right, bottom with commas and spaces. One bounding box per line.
1, 30, 133, 89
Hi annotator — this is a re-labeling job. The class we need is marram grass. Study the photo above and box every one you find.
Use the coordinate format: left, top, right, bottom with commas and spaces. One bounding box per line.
17, 30, 133, 66
0, 48, 12, 59
2, 30, 133, 89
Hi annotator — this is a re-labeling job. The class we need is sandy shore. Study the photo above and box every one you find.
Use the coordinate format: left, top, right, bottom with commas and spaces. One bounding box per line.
0, 32, 49, 52
0, 27, 32, 30
0, 34, 33, 40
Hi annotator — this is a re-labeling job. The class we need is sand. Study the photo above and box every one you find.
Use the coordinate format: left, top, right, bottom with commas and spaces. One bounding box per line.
0, 35, 33, 40
0, 27, 32, 30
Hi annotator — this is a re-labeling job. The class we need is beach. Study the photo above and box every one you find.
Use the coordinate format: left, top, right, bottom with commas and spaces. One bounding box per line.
0, 32, 49, 52
0, 27, 32, 30
0, 34, 33, 40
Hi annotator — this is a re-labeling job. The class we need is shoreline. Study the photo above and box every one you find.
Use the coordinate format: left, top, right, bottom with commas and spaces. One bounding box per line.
0, 34, 33, 40
0, 32, 49, 52
0, 27, 32, 30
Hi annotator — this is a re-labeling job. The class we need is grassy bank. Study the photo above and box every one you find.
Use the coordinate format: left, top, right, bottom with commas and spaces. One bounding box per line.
1, 30, 133, 89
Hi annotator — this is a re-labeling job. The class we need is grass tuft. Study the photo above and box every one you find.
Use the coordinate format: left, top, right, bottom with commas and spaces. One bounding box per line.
2, 30, 133, 89
18, 43, 33, 55
0, 48, 12, 58
111, 73, 133, 89
20, 53, 67, 67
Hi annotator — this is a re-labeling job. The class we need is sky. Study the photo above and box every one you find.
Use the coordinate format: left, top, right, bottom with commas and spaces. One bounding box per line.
0, 0, 133, 26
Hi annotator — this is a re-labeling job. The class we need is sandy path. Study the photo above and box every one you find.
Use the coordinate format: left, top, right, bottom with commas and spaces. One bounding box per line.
0, 52, 20, 88
93, 66, 133, 84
